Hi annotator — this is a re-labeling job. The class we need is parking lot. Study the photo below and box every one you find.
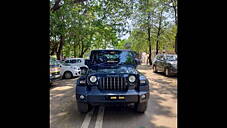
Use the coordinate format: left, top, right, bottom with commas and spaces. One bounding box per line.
50, 65, 177, 128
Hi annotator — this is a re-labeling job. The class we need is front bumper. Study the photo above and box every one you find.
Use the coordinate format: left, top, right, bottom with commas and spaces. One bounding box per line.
73, 70, 81, 76
50, 74, 61, 81
169, 67, 177, 74
76, 86, 149, 105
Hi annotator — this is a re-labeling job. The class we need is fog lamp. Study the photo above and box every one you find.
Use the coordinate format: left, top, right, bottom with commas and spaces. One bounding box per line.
141, 94, 146, 99
80, 95, 85, 99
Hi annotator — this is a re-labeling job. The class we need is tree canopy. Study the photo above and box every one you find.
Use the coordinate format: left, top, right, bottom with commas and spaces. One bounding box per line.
50, 0, 177, 61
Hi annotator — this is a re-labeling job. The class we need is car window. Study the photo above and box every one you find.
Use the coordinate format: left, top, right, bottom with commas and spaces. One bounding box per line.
91, 51, 136, 65
50, 58, 58, 65
156, 55, 162, 60
76, 59, 82, 63
65, 60, 70, 63
166, 55, 177, 61
155, 55, 159, 60
58, 61, 71, 66
70, 59, 77, 63
160, 55, 165, 60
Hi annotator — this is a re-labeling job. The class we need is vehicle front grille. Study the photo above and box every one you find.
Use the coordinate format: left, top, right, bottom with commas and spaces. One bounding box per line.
98, 76, 128, 91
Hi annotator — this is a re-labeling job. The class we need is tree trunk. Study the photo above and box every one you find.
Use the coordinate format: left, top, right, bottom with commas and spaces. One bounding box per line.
175, 32, 178, 54
147, 4, 152, 65
156, 39, 159, 55
74, 42, 77, 57
172, 0, 177, 54
155, 25, 161, 55
79, 41, 84, 57
56, 35, 64, 60
50, 41, 59, 55
155, 7, 164, 55
148, 27, 152, 65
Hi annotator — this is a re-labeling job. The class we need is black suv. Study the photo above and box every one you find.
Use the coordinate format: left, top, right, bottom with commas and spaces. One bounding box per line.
75, 50, 150, 113
152, 54, 177, 76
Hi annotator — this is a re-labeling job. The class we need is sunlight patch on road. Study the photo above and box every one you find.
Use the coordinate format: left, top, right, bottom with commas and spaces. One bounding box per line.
51, 86, 73, 91
55, 93, 65, 97
56, 112, 68, 117
151, 115, 176, 128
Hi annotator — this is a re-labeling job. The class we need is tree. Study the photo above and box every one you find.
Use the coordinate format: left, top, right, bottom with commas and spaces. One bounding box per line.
50, 0, 134, 58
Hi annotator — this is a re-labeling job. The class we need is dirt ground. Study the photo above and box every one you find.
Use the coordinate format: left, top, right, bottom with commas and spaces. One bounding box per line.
50, 65, 177, 128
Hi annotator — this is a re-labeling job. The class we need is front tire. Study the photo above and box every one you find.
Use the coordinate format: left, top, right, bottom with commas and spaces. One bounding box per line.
63, 71, 73, 79
135, 102, 148, 113
165, 68, 170, 77
153, 65, 157, 73
77, 102, 90, 113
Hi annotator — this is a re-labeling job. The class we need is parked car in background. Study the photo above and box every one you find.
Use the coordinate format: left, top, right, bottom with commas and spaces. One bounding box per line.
50, 58, 61, 83
152, 54, 177, 76
56, 60, 81, 79
76, 49, 150, 113
64, 58, 89, 71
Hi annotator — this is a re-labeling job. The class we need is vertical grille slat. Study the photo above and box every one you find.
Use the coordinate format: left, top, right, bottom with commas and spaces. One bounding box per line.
110, 77, 112, 90
107, 77, 109, 90
113, 77, 115, 90
98, 76, 127, 91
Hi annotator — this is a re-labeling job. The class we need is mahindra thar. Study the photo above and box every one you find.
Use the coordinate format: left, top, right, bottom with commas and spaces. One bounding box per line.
75, 49, 150, 113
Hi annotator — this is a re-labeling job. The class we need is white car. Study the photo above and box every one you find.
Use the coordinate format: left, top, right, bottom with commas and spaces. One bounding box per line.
64, 58, 88, 71
56, 60, 81, 79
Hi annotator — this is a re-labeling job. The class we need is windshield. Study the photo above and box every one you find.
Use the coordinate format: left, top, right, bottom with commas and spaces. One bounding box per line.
50, 58, 58, 65
58, 61, 71, 66
166, 55, 177, 61
91, 51, 136, 65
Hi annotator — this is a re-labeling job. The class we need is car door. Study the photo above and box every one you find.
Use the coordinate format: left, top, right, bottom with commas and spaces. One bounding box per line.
155, 55, 162, 71
158, 55, 165, 72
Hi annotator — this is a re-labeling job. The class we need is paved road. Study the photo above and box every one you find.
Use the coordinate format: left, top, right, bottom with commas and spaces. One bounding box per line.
50, 65, 177, 128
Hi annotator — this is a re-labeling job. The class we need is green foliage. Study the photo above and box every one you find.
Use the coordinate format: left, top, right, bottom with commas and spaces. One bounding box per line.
122, 0, 177, 54
50, 0, 134, 58
49, 0, 177, 58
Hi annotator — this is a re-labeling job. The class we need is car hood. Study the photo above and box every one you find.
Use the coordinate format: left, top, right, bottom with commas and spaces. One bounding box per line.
61, 65, 80, 69
167, 61, 177, 65
88, 65, 138, 75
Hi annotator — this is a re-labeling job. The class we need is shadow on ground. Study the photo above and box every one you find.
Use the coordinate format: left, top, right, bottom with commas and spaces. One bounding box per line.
50, 65, 177, 128
102, 90, 175, 128
50, 78, 86, 128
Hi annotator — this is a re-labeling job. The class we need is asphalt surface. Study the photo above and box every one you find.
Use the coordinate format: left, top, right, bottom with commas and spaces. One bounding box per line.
50, 65, 177, 128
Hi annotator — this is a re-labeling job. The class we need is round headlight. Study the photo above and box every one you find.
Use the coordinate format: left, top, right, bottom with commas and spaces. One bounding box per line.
89, 76, 97, 83
128, 75, 136, 83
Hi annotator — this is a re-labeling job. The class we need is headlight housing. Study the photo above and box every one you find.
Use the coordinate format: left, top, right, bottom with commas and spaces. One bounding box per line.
89, 76, 97, 83
128, 75, 136, 83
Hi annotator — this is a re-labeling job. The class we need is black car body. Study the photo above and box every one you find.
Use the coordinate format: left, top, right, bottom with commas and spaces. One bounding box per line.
75, 49, 150, 113
152, 54, 177, 76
